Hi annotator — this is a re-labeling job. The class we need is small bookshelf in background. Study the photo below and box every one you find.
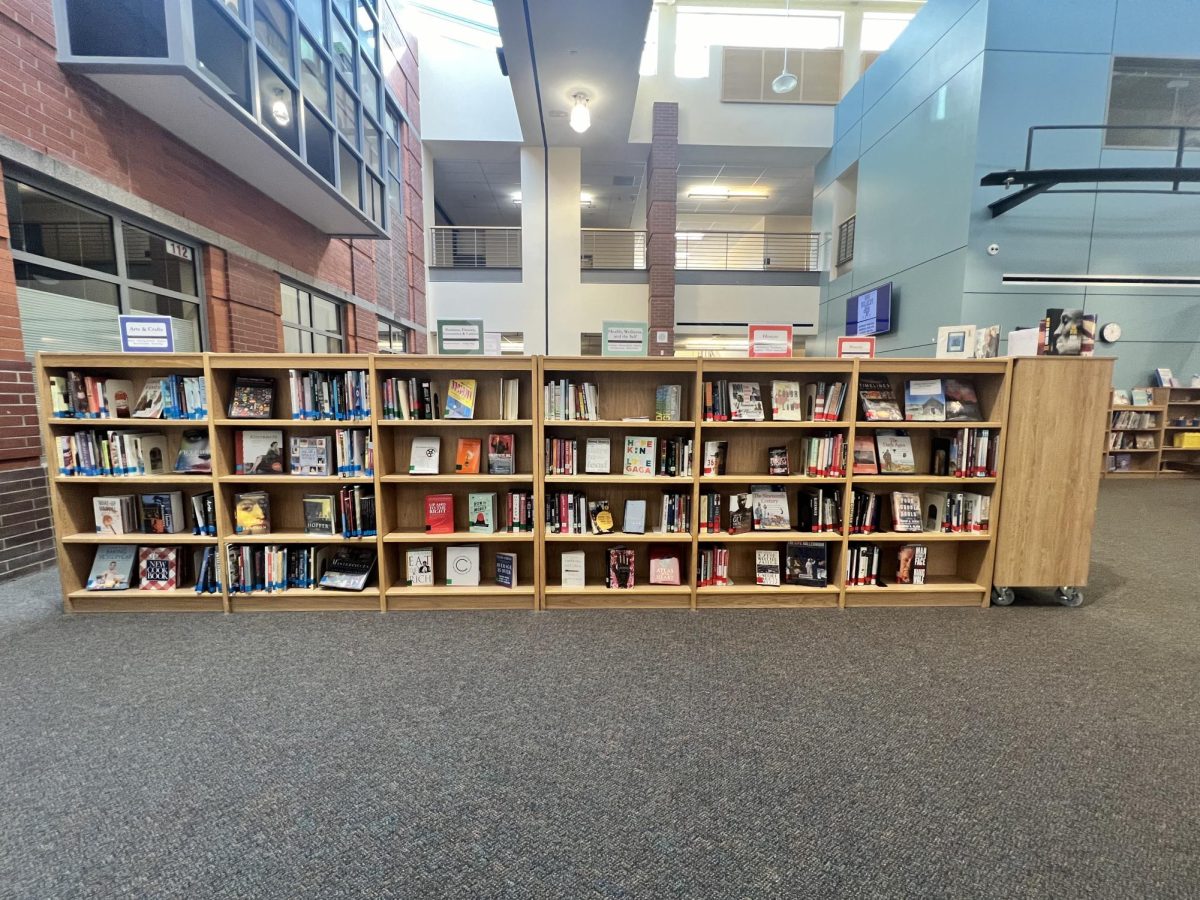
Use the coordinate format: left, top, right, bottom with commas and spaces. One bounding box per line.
540, 357, 697, 609
1157, 385, 1200, 477
1104, 387, 1164, 478
374, 355, 538, 610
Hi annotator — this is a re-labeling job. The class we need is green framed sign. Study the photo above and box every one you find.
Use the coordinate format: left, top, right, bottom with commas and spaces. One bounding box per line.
601, 321, 648, 357
436, 319, 485, 355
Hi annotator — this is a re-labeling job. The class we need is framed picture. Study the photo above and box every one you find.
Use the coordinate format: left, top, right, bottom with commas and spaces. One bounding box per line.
936, 324, 976, 359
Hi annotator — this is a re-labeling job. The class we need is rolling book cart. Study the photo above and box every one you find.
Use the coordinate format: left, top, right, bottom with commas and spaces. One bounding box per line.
36, 352, 1112, 613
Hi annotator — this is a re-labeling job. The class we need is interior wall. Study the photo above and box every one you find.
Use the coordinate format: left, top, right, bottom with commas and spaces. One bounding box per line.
676, 283, 821, 334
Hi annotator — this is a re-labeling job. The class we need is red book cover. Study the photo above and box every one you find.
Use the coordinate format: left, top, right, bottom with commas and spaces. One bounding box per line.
424, 493, 454, 533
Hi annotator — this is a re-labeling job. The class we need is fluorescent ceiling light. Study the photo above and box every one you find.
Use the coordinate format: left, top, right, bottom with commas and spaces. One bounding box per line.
511, 192, 522, 205
510, 191, 594, 206
1003, 273, 1200, 287
687, 187, 769, 200
675, 232, 705, 240
569, 93, 591, 134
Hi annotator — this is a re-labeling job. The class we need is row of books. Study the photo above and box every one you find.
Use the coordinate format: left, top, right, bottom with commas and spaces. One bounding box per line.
698, 488, 821, 534
1108, 432, 1156, 451
380, 376, 522, 420
849, 489, 991, 534
51, 372, 207, 420
848, 429, 998, 478
544, 493, 657, 535
843, 544, 928, 585
234, 429, 374, 477
93, 491, 216, 536
1110, 410, 1159, 430
286, 369, 371, 420
700, 380, 849, 423
556, 547, 682, 588
696, 542, 832, 588
226, 545, 376, 593
860, 376, 984, 423
233, 486, 377, 538
85, 544, 222, 592
423, 491, 535, 534
57, 429, 210, 476
1113, 388, 1156, 406
545, 379, 599, 420
407, 434, 515, 475
404, 546, 518, 588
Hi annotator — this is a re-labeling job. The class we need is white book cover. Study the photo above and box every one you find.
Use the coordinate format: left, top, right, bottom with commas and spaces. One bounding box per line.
406, 547, 434, 586
623, 436, 657, 477
728, 382, 765, 421
771, 381, 804, 420
445, 544, 480, 586
409, 436, 441, 475
134, 433, 168, 475
93, 496, 131, 534
755, 550, 781, 586
239, 429, 285, 474
560, 550, 586, 587
622, 499, 647, 534
585, 437, 611, 474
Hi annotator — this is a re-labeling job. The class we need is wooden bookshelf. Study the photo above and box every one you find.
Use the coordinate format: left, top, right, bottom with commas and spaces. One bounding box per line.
37, 353, 1118, 612
1158, 386, 1200, 477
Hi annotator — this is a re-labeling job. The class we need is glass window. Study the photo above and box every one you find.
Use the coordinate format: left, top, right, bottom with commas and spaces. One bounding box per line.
220, 0, 242, 17
377, 318, 409, 353
640, 7, 658, 77
129, 290, 201, 351
303, 104, 336, 183
363, 118, 381, 172
367, 176, 384, 225
282, 283, 344, 353
331, 14, 355, 83
332, 0, 353, 27
5, 180, 117, 273
861, 12, 914, 52
14, 260, 120, 306
122, 223, 198, 295
65, 0, 168, 58
297, 0, 325, 44
359, 56, 379, 119
334, 79, 358, 144
339, 143, 361, 208
675, 9, 842, 77
254, 0, 293, 74
356, 1, 377, 61
1108, 58, 1200, 148
300, 33, 330, 114
16, 262, 121, 356
257, 54, 300, 152
195, 0, 252, 110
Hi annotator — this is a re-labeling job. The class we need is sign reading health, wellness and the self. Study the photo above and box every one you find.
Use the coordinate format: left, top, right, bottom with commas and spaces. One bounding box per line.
119, 315, 174, 352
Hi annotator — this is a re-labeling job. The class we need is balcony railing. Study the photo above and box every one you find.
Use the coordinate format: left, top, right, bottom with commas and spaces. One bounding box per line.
836, 216, 856, 268
430, 227, 522, 268
581, 229, 648, 269
675, 232, 820, 271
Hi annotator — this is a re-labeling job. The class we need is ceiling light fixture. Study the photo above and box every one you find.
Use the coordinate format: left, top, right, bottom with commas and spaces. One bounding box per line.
569, 93, 591, 134
675, 232, 705, 240
270, 90, 291, 127
772, 0, 798, 93
687, 187, 770, 200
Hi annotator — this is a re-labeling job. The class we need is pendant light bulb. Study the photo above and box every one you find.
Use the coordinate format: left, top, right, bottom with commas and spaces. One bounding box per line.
772, 0, 797, 94
270, 90, 291, 127
569, 93, 591, 134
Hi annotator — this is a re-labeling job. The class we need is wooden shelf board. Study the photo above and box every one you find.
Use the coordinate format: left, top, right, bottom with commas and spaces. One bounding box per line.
850, 475, 996, 485
543, 532, 692, 542
383, 531, 535, 543
1108, 448, 1160, 453
230, 592, 381, 612
845, 578, 985, 593
67, 589, 224, 613
544, 474, 693, 484
1104, 471, 1160, 478
1166, 400, 1200, 406
698, 530, 842, 542
213, 418, 372, 427
695, 586, 839, 608
386, 585, 535, 596
54, 474, 213, 485
1111, 405, 1164, 412
853, 421, 1003, 429
1161, 447, 1200, 452
1164, 426, 1200, 430
378, 419, 532, 427
699, 420, 849, 429
218, 474, 374, 484
544, 584, 691, 596
48, 417, 207, 428
843, 592, 983, 608
543, 593, 692, 609
1109, 427, 1160, 432
380, 474, 534, 483
699, 475, 846, 484
224, 531, 376, 543
62, 532, 216, 544
542, 420, 696, 429
848, 531, 990, 541
386, 595, 534, 611
40, 353, 206, 369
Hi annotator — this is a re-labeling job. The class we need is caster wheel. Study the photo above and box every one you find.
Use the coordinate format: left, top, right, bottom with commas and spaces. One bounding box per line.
1055, 587, 1083, 608
992, 586, 1015, 606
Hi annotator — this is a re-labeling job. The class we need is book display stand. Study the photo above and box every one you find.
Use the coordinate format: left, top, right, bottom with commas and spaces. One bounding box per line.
36, 352, 1111, 613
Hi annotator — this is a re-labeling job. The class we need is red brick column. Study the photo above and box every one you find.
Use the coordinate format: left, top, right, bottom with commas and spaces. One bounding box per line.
647, 102, 678, 357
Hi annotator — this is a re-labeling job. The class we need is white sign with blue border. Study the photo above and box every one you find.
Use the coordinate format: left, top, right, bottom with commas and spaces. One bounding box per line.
119, 315, 175, 352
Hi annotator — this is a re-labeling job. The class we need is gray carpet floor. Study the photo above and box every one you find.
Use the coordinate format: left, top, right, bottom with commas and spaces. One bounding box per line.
1, 479, 1198, 899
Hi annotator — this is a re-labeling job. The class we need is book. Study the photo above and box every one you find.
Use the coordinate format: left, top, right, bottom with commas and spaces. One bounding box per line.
588, 499, 615, 534
768, 446, 790, 476
974, 325, 1000, 359
923, 491, 949, 532
237, 429, 285, 475
406, 548, 434, 586
875, 431, 916, 474
897, 544, 928, 585
468, 492, 497, 533
501, 378, 521, 420
131, 379, 164, 418
623, 436, 657, 477
233, 491, 270, 535
606, 547, 636, 589
93, 495, 135, 534
86, 544, 138, 590
1153, 368, 1177, 388
409, 436, 441, 474
1046, 308, 1085, 355
755, 549, 781, 586
444, 378, 477, 419
728, 382, 765, 421
445, 545, 481, 586
904, 379, 946, 421
289, 436, 332, 476
852, 436, 879, 474
622, 499, 647, 534
455, 438, 482, 474
702, 440, 728, 476
137, 547, 178, 591
103, 379, 135, 418
140, 491, 187, 534
655, 384, 683, 421
770, 380, 804, 421
495, 551, 517, 589
728, 493, 753, 534
648, 546, 681, 585
785, 542, 828, 587
227, 375, 275, 418
424, 493, 455, 533
487, 433, 515, 475
858, 376, 903, 421
1131, 389, 1153, 407
303, 494, 337, 535
137, 434, 169, 474
584, 437, 611, 474
319, 547, 376, 590
752, 491, 790, 530
174, 429, 211, 473
891, 491, 924, 532
560, 550, 586, 587
943, 379, 982, 421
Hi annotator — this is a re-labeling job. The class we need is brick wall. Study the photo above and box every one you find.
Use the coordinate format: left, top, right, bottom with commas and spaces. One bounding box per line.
647, 102, 678, 357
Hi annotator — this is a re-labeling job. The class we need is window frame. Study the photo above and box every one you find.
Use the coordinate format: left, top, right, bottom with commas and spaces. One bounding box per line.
377, 316, 410, 353
5, 172, 208, 353
281, 279, 347, 352
1105, 56, 1200, 150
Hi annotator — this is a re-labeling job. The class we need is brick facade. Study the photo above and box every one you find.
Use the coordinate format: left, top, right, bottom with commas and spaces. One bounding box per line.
647, 102, 678, 357
0, 1, 425, 580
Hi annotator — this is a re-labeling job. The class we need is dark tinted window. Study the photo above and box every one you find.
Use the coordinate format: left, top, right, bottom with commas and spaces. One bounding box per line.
65, 0, 168, 57
123, 223, 198, 295
1108, 58, 1200, 148
5, 180, 117, 273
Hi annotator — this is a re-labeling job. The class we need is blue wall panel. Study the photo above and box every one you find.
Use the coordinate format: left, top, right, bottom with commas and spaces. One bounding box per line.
985, 0, 1117, 54
1112, 0, 1200, 56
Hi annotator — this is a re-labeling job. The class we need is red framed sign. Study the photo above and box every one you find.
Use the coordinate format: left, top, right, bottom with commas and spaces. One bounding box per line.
837, 335, 876, 358
747, 324, 793, 357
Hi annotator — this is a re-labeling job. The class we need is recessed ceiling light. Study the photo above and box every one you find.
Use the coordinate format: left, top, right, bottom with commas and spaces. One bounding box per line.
687, 187, 769, 200
569, 93, 591, 134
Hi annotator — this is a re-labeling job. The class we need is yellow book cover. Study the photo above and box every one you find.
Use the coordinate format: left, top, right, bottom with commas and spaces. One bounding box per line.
445, 379, 477, 419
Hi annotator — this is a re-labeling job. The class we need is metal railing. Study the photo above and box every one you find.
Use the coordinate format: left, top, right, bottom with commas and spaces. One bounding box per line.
675, 231, 820, 271
430, 226, 521, 268
836, 216, 855, 268
580, 229, 647, 269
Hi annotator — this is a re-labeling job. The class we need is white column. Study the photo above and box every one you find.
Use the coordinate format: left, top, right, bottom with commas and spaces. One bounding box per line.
546, 146, 582, 354
519, 146, 549, 354
841, 6, 864, 98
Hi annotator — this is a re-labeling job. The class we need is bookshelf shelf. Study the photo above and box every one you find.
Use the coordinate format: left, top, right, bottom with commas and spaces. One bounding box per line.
698, 530, 842, 542
386, 584, 534, 595
698, 475, 846, 484
543, 585, 691, 596
380, 474, 535, 484
845, 576, 986, 593
54, 475, 212, 484
67, 589, 225, 613
700, 421, 850, 429
853, 421, 1003, 430
213, 418, 372, 427
380, 418, 533, 427
847, 531, 991, 542
48, 417, 204, 428
544, 474, 692, 485
850, 476, 997, 486
224, 531, 374, 543
543, 532, 692, 543
543, 419, 695, 429
61, 532, 217, 544
383, 531, 535, 543
219, 475, 374, 484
